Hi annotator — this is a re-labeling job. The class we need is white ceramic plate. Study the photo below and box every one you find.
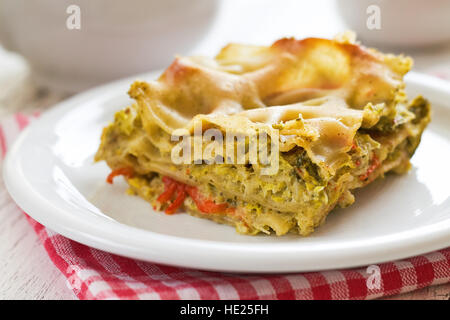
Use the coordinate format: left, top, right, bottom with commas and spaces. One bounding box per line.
4, 71, 450, 273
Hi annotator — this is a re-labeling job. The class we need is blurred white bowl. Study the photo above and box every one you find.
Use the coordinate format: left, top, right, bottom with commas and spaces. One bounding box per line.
337, 0, 450, 49
0, 0, 219, 92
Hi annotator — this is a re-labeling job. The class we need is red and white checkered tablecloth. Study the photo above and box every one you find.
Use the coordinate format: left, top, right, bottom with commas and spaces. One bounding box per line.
1, 112, 449, 300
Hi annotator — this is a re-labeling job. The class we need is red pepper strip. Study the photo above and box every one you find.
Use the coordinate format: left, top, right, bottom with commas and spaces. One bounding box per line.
359, 155, 380, 181
162, 176, 175, 186
165, 185, 186, 215
156, 176, 231, 215
157, 179, 177, 203
106, 167, 134, 184
185, 186, 228, 214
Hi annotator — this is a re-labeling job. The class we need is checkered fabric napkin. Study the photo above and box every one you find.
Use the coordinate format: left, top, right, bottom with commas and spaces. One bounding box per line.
1, 112, 449, 300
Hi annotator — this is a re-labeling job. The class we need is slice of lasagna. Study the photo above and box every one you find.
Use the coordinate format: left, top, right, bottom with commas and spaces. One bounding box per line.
95, 33, 430, 236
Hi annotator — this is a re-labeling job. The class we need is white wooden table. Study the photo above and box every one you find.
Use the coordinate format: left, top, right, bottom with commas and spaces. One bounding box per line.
1, 0, 449, 300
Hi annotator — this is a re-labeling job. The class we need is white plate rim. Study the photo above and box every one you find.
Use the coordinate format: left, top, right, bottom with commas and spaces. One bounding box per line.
3, 71, 450, 273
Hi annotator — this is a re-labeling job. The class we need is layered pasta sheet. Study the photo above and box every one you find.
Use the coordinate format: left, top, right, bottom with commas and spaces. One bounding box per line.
96, 33, 430, 236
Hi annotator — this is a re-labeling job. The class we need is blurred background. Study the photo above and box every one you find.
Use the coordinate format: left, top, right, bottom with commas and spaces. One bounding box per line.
1, 0, 450, 116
